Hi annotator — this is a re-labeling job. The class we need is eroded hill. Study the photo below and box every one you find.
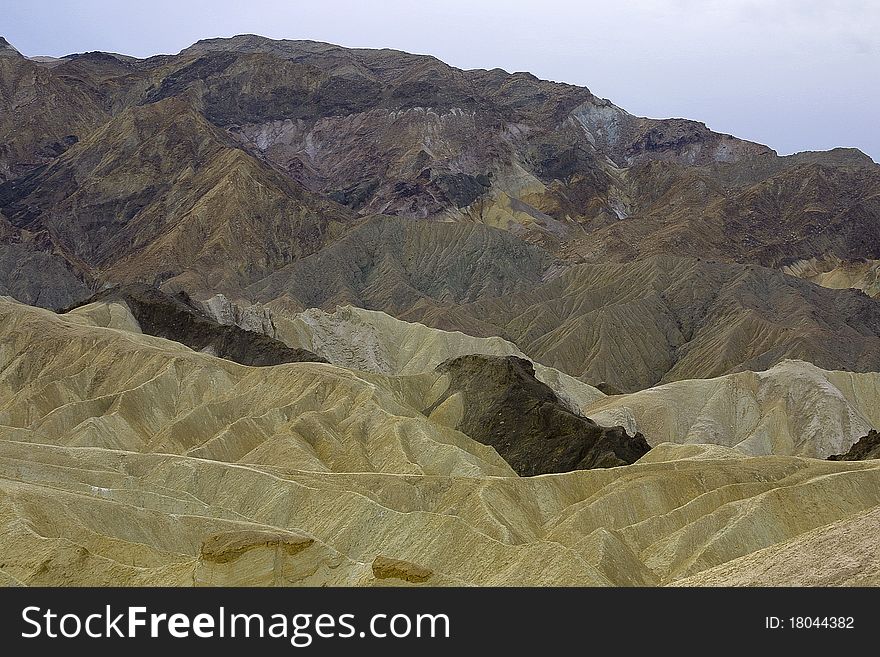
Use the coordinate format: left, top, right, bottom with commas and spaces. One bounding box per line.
1, 34, 878, 305
2, 297, 880, 586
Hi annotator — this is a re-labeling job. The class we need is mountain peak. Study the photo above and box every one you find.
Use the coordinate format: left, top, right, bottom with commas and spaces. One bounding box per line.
0, 36, 23, 58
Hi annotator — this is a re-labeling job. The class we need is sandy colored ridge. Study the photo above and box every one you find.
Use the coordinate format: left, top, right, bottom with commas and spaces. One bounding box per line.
268, 304, 606, 413
203, 302, 880, 460
784, 255, 880, 299
1, 296, 880, 586
672, 505, 880, 586
585, 360, 880, 459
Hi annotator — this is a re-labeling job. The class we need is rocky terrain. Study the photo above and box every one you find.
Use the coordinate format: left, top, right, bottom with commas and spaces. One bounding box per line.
828, 431, 880, 461
0, 34, 878, 587
1, 34, 878, 304
407, 256, 880, 391
66, 285, 326, 366
3, 298, 880, 586
785, 255, 880, 298
585, 360, 880, 458
428, 354, 649, 475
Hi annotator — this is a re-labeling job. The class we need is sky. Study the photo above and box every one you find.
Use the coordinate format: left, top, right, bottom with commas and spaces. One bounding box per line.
4, 0, 878, 161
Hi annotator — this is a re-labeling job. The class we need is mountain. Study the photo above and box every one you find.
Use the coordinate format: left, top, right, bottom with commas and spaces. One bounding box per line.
244, 304, 607, 412
1, 34, 878, 306
0, 47, 117, 183
1, 32, 879, 588
0, 296, 511, 476
0, 217, 91, 308
389, 255, 880, 391
192, 299, 880, 459
235, 233, 880, 394
784, 255, 880, 298
0, 37, 22, 58
57, 294, 636, 473
563, 148, 880, 267
244, 216, 558, 316
0, 94, 354, 294
427, 354, 649, 474
202, 303, 879, 459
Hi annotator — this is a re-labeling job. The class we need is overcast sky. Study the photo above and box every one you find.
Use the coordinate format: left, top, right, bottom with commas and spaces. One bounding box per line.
4, 0, 878, 160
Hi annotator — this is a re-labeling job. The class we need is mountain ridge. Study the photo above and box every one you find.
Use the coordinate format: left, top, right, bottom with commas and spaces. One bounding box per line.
2, 33, 877, 306
1, 30, 879, 587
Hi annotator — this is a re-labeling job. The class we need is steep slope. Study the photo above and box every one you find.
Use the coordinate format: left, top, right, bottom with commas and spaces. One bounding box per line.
246, 216, 558, 318
565, 150, 880, 267
408, 256, 880, 391
584, 360, 880, 458
160, 36, 880, 268
0, 212, 90, 308
671, 505, 880, 586
2, 34, 877, 309
828, 431, 880, 461
784, 254, 880, 298
0, 39, 116, 182
217, 304, 605, 412
0, 37, 20, 58
260, 248, 880, 393
0, 94, 354, 294
426, 355, 648, 475
176, 36, 770, 221
221, 302, 878, 460
0, 297, 510, 477
65, 285, 326, 366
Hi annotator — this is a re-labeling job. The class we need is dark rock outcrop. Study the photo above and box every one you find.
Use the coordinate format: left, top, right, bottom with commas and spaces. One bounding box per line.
828, 430, 880, 461
429, 354, 650, 475
65, 285, 326, 367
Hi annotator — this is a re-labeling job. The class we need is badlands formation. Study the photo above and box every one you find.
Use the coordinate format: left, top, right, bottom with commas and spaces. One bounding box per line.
239, 302, 880, 461
2, 297, 880, 587
1, 34, 880, 587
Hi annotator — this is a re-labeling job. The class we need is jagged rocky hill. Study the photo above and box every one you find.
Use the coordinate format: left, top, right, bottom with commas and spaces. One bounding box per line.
0, 33, 879, 588
1, 34, 878, 307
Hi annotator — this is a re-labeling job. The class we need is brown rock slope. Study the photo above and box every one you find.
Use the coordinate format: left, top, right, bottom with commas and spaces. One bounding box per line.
0, 43, 118, 183
245, 216, 558, 316
260, 251, 880, 392
3, 297, 880, 586
0, 212, 90, 308
828, 431, 880, 461
416, 256, 880, 391
0, 94, 354, 294
567, 148, 880, 267
64, 285, 326, 366
1, 34, 878, 305
176, 35, 772, 227
426, 355, 649, 475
